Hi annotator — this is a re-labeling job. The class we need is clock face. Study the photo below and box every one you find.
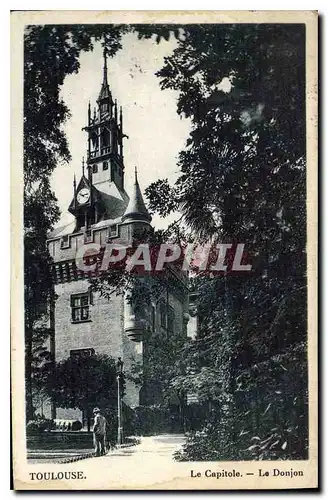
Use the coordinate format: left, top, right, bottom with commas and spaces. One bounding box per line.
77, 188, 90, 204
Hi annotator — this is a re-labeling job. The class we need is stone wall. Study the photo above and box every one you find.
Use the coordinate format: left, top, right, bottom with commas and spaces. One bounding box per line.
27, 431, 94, 451
49, 229, 189, 413
54, 281, 124, 362
53, 279, 143, 409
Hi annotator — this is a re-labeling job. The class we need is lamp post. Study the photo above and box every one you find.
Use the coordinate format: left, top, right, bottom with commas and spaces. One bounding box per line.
116, 357, 124, 446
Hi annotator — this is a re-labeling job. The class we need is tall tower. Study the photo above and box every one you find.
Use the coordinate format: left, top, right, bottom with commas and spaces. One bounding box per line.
85, 49, 124, 190
68, 50, 128, 231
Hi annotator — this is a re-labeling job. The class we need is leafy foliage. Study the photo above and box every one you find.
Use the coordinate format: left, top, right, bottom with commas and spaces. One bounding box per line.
145, 179, 179, 218
130, 321, 187, 404
144, 24, 308, 460
26, 416, 55, 435
132, 405, 181, 436
52, 353, 119, 414
24, 23, 308, 461
29, 325, 53, 413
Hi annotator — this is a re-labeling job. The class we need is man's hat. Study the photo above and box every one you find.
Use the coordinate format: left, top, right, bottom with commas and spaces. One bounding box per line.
93, 407, 100, 414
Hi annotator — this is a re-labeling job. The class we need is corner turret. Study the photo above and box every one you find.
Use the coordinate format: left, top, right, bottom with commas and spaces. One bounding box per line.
122, 167, 152, 224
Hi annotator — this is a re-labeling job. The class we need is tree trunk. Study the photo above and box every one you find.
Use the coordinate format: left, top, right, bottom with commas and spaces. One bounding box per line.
87, 408, 91, 432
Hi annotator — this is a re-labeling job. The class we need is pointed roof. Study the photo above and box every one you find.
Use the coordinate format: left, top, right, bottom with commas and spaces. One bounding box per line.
98, 49, 113, 102
122, 167, 152, 223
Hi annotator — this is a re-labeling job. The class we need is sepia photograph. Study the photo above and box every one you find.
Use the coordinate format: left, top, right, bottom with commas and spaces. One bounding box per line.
11, 10, 318, 490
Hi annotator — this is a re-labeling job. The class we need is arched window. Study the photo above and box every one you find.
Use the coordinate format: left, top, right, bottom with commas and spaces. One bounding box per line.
101, 128, 110, 147
101, 102, 108, 114
91, 132, 98, 151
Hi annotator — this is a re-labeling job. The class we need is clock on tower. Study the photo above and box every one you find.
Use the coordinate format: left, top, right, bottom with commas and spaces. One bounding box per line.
77, 187, 90, 205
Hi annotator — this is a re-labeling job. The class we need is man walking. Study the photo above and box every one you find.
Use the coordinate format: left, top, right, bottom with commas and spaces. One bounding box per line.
93, 407, 107, 457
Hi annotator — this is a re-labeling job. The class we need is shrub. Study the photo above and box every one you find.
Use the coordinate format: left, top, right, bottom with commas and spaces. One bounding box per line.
133, 405, 169, 435
26, 417, 54, 435
71, 420, 82, 431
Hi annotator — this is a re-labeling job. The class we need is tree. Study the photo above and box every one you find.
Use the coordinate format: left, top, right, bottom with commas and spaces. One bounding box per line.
51, 353, 119, 431
24, 180, 59, 420
28, 325, 53, 415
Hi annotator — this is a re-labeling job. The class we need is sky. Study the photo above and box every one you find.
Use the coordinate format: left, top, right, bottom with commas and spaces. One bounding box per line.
51, 32, 191, 229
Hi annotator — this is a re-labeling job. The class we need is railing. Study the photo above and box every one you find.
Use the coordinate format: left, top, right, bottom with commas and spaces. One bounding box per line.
88, 147, 111, 159
53, 419, 83, 431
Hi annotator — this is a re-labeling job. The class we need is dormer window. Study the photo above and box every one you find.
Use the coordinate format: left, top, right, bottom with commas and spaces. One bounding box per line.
108, 224, 118, 239
101, 128, 110, 147
91, 133, 98, 151
84, 229, 93, 244
60, 235, 70, 249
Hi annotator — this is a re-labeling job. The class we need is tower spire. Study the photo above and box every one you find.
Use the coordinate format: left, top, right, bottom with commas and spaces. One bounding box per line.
73, 173, 77, 210
103, 48, 108, 86
120, 106, 123, 131
114, 99, 118, 121
122, 167, 152, 224
88, 101, 91, 125
104, 47, 107, 83
82, 157, 85, 177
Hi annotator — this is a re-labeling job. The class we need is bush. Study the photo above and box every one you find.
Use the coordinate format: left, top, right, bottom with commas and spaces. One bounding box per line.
71, 420, 82, 431
102, 407, 117, 445
102, 403, 136, 444
133, 405, 169, 435
175, 380, 309, 461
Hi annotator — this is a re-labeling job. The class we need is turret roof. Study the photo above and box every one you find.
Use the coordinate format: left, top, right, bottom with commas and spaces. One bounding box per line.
122, 168, 152, 223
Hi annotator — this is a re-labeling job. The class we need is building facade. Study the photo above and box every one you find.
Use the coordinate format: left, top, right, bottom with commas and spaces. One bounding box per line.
46, 53, 190, 421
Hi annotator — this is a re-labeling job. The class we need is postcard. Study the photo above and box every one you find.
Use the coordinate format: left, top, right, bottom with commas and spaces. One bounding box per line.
11, 10, 318, 490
